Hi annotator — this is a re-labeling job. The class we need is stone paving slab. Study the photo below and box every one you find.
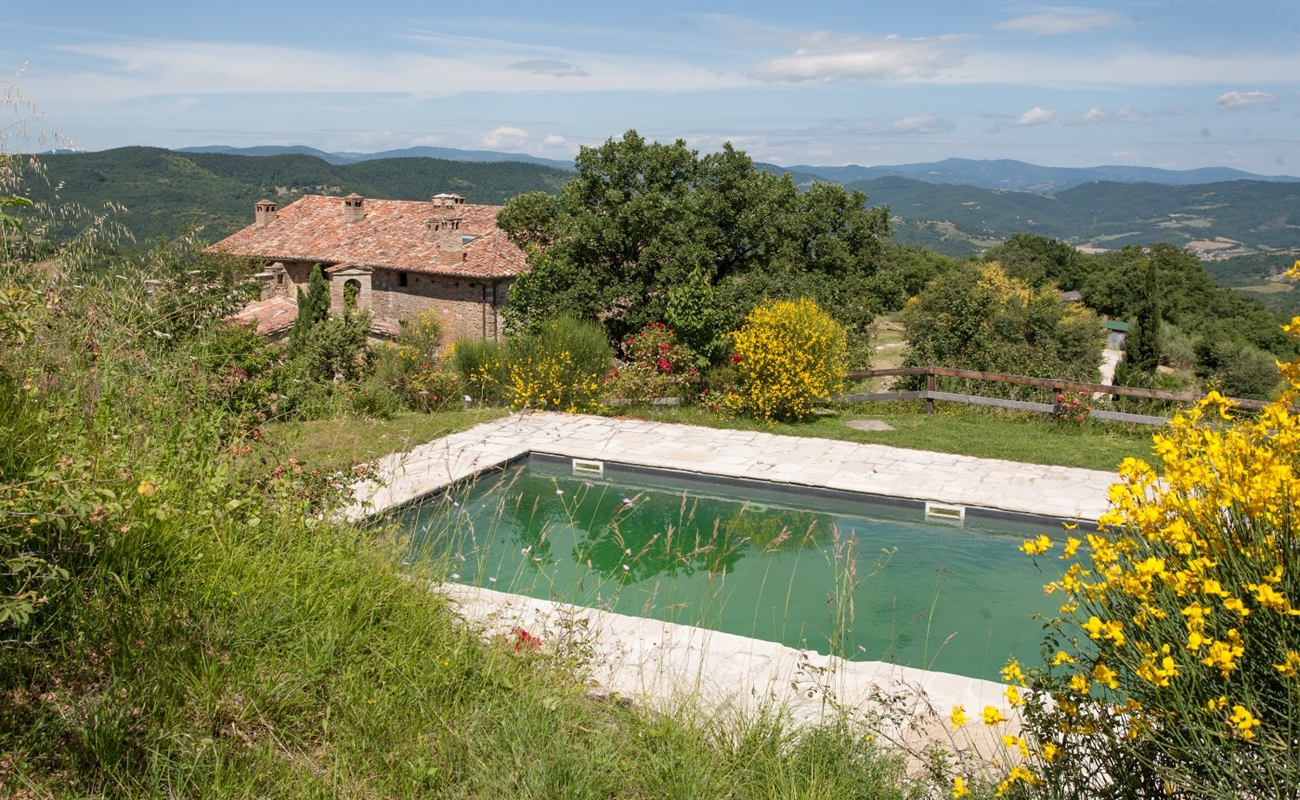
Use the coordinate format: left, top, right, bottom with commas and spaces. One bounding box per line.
348, 411, 1116, 523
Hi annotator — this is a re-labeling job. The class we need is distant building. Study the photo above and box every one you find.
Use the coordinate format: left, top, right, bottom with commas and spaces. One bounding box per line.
1102, 319, 1129, 350
213, 193, 525, 342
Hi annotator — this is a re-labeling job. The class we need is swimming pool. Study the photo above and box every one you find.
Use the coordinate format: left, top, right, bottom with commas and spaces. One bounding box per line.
396, 455, 1064, 682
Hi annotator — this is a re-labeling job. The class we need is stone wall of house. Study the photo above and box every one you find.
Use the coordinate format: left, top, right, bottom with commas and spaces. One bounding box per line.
258, 260, 320, 301
367, 270, 509, 343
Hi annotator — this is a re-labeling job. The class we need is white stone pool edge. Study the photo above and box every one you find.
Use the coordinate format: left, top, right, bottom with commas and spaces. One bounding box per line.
346, 411, 1117, 756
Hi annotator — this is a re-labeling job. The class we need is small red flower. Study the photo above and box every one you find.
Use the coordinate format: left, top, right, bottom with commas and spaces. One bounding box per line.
660, 342, 669, 351
732, 354, 743, 363
657, 358, 672, 371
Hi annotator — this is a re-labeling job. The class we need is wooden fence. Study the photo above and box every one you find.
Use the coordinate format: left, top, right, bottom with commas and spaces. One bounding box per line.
833, 366, 1276, 426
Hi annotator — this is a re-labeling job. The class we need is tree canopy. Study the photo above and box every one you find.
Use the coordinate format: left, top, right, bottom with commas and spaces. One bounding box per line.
497, 131, 892, 352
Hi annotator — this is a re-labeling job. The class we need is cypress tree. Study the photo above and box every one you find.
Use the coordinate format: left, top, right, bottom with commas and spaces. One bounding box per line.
1127, 254, 1162, 374
291, 265, 330, 348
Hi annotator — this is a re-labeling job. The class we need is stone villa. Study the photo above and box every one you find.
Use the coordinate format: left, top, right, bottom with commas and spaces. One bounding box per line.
215, 193, 525, 342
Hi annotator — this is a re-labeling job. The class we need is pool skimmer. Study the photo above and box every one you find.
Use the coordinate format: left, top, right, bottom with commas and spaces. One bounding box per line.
925, 502, 966, 525
572, 458, 605, 477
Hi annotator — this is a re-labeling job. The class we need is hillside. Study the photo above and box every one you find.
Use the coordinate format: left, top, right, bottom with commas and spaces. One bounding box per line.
22, 147, 574, 243
21, 149, 1300, 260
853, 176, 1300, 257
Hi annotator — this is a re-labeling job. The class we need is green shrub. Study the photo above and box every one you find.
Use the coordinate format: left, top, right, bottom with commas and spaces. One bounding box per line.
450, 337, 507, 403
349, 381, 404, 419
901, 262, 1104, 398
501, 315, 611, 412
290, 312, 370, 384
724, 297, 847, 422
606, 322, 699, 403
1195, 338, 1280, 400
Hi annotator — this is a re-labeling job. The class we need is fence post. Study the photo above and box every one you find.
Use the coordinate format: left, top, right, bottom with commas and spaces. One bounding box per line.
925, 372, 935, 415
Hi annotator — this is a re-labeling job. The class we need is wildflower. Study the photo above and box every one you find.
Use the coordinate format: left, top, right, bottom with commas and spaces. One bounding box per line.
1051, 650, 1075, 666
1042, 742, 1058, 762
981, 705, 1006, 726
950, 704, 969, 729
1092, 663, 1119, 690
1001, 658, 1026, 686
137, 479, 155, 498
1020, 535, 1052, 555
1002, 733, 1029, 758
556, 489, 564, 496
951, 777, 970, 798
1229, 705, 1261, 740
732, 354, 742, 363
1275, 651, 1300, 677
1061, 537, 1081, 558
450, 573, 460, 580
1005, 686, 1024, 707
1069, 673, 1090, 693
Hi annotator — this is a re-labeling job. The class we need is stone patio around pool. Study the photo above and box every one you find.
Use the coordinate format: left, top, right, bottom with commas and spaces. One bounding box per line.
346, 411, 1120, 751
348, 410, 1115, 523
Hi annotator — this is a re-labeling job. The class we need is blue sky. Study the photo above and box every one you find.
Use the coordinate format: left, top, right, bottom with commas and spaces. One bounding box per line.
5, 1, 1299, 173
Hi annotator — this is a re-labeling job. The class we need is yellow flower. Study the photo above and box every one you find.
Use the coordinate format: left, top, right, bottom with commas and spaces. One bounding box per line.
1229, 705, 1261, 740
982, 705, 1006, 726
1069, 673, 1090, 693
1020, 535, 1052, 555
1061, 537, 1081, 558
1042, 742, 1058, 762
951, 777, 970, 798
137, 479, 156, 498
1092, 663, 1119, 690
1051, 650, 1075, 666
1274, 651, 1300, 678
1001, 658, 1026, 685
1002, 733, 1029, 758
950, 704, 969, 729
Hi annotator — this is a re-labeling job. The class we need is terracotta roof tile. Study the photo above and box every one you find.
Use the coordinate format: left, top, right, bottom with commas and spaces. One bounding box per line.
227, 295, 297, 335
210, 195, 526, 279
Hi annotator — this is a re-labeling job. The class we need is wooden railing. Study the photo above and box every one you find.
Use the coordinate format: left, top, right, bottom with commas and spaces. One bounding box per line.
834, 366, 1277, 425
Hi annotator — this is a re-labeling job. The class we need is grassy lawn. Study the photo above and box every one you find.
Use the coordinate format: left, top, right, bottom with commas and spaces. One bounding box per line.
264, 407, 508, 470
263, 403, 1154, 474
612, 402, 1156, 473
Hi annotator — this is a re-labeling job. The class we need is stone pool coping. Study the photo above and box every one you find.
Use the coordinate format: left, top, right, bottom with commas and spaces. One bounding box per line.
345, 411, 1117, 742
346, 411, 1116, 523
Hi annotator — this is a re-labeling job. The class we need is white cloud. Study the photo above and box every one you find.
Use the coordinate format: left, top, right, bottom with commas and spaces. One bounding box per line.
1214, 90, 1277, 109
889, 114, 955, 134
481, 126, 528, 147
994, 12, 1127, 36
1012, 107, 1055, 126
510, 59, 587, 77
1066, 106, 1143, 125
542, 134, 566, 145
750, 32, 965, 83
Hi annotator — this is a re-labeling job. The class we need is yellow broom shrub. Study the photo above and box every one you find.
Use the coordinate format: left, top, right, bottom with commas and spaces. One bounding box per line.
725, 298, 847, 422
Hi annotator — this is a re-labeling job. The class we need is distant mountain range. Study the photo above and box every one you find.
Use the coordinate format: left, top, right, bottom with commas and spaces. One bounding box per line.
171, 145, 1300, 194
783, 158, 1300, 194
24, 146, 1300, 260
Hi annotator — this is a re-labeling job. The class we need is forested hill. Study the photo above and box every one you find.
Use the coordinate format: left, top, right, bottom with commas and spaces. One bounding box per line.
23, 147, 574, 243
22, 147, 1300, 258
855, 176, 1300, 257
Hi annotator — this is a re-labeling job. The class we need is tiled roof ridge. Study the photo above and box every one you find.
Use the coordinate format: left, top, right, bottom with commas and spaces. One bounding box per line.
210, 193, 526, 279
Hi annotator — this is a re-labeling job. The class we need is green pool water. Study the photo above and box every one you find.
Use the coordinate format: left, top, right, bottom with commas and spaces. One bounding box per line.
398, 458, 1064, 682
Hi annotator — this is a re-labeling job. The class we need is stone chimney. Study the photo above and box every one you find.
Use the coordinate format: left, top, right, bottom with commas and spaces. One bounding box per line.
427, 193, 466, 265
254, 199, 278, 226
342, 193, 365, 224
